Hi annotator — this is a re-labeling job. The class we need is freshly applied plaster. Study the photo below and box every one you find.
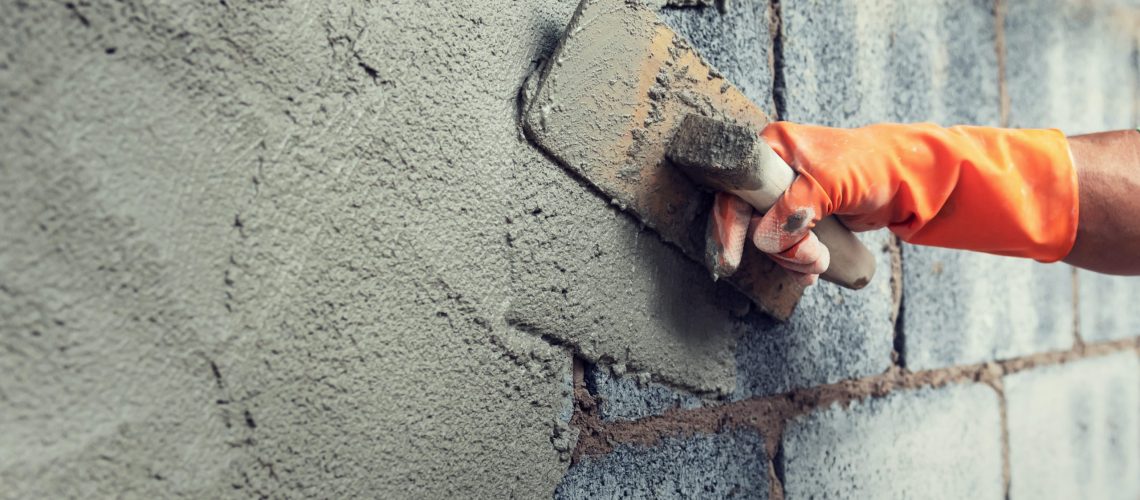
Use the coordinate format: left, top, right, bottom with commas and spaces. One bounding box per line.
0, 0, 585, 497
0, 0, 796, 495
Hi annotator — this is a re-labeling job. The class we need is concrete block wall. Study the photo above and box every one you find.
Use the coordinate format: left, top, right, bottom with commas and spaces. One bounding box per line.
1005, 353, 1140, 499
1, 0, 1137, 499
560, 0, 1140, 498
781, 384, 1005, 499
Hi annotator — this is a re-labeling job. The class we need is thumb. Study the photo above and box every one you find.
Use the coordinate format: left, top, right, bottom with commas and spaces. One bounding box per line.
752, 172, 830, 254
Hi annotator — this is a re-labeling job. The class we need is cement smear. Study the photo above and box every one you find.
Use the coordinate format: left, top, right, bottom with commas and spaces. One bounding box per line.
0, 0, 755, 496
0, 1, 577, 497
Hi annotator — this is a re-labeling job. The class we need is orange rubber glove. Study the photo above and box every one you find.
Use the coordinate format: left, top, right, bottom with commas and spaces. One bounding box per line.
710, 122, 1079, 284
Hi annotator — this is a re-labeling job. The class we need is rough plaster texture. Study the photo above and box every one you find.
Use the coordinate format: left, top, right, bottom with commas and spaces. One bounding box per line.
555, 429, 769, 499
506, 185, 748, 395
1004, 353, 1140, 500
0, 0, 597, 497
5, 0, 1140, 497
781, 384, 1004, 499
1005, 0, 1140, 344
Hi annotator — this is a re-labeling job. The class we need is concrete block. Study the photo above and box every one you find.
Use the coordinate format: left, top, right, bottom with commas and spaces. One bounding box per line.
660, 0, 776, 117
901, 250, 1074, 370
779, 0, 1000, 127
781, 384, 1004, 499
902, 0, 1140, 366
586, 364, 704, 422
1079, 273, 1140, 342
737, 0, 1010, 393
734, 230, 894, 398
747, 0, 1006, 393
1005, 0, 1138, 134
1004, 353, 1140, 500
1006, 0, 1140, 344
555, 429, 769, 499
780, 0, 1079, 370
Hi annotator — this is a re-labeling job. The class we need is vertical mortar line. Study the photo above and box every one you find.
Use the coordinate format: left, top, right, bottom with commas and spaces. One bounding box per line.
1133, 31, 1139, 128
568, 356, 608, 464
768, 0, 787, 121
889, 236, 906, 369
994, 0, 1009, 127
765, 3, 788, 495
989, 378, 1013, 500
768, 441, 786, 500
1071, 267, 1084, 350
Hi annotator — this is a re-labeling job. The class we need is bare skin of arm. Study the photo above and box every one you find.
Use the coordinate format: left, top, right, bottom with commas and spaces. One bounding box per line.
1064, 130, 1140, 275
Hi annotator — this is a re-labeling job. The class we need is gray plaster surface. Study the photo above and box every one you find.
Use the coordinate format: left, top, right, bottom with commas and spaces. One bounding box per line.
0, 0, 585, 497
781, 384, 1004, 499
555, 429, 769, 499
1004, 353, 1140, 500
4, 0, 1139, 497
505, 185, 747, 394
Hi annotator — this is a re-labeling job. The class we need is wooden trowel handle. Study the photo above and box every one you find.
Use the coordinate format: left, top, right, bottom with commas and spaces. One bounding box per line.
667, 114, 877, 290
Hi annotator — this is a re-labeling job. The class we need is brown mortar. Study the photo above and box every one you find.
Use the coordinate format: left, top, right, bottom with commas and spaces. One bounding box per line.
568, 337, 1140, 491
993, 377, 1012, 499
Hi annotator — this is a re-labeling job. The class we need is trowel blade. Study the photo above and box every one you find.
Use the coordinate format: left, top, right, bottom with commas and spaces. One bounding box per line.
523, 0, 803, 320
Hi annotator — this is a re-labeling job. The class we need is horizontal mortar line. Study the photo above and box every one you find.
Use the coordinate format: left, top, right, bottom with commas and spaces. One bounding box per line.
571, 336, 1140, 460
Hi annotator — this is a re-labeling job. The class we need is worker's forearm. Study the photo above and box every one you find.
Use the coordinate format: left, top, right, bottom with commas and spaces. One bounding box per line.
1063, 130, 1140, 275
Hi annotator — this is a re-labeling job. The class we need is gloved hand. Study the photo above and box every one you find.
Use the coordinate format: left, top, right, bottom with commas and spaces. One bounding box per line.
708, 122, 1079, 285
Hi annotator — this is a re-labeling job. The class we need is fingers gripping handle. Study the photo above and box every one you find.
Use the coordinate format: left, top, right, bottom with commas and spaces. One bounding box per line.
666, 114, 876, 290
751, 141, 876, 289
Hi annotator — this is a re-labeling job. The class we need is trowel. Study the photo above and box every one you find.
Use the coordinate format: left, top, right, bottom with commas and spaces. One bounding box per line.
522, 0, 876, 320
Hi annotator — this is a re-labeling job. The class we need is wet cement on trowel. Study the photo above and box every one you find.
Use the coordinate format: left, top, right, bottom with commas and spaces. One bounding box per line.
513, 0, 767, 396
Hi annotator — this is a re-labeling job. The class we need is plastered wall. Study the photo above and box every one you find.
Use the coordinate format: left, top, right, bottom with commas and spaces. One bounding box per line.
2, 0, 1138, 498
